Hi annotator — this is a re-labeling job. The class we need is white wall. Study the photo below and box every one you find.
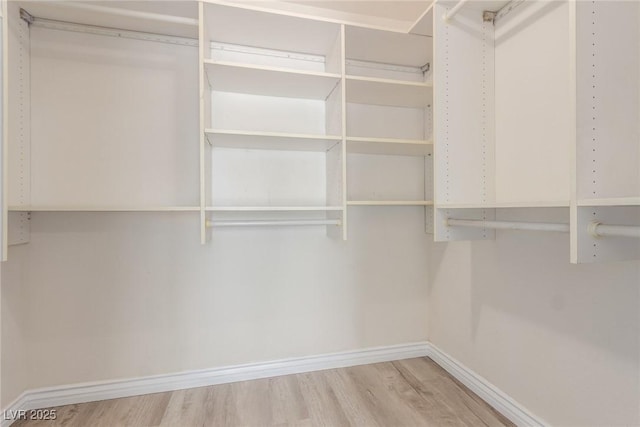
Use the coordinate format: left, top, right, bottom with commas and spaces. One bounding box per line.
428, 210, 640, 426
1, 245, 28, 409
2, 208, 429, 396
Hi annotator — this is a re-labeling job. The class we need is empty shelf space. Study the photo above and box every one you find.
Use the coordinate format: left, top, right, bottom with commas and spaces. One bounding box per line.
205, 129, 341, 152
8, 206, 200, 212
206, 206, 344, 212
348, 200, 433, 206
347, 136, 432, 156
437, 201, 571, 209
577, 197, 640, 207
204, 60, 341, 100
204, 3, 341, 58
346, 75, 432, 108
346, 25, 432, 69
409, 3, 434, 36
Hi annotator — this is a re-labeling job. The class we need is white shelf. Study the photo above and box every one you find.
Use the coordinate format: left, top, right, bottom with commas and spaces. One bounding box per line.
347, 136, 432, 156
205, 129, 341, 152
577, 197, 640, 207
8, 206, 200, 212
437, 201, 570, 209
346, 75, 432, 108
206, 206, 343, 212
204, 60, 341, 100
348, 200, 433, 206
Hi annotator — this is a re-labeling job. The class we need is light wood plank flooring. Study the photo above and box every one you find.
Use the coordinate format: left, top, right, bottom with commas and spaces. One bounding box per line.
14, 357, 513, 427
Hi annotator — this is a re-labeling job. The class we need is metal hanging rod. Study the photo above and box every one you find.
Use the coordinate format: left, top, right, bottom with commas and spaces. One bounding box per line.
443, 0, 471, 22
493, 0, 526, 24
23, 11, 429, 76
448, 218, 640, 239
22, 11, 198, 47
206, 219, 342, 228
446, 218, 570, 233
588, 222, 640, 239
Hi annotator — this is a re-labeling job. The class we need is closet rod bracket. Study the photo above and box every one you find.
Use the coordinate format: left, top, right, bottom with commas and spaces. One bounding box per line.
19, 8, 34, 25
482, 11, 496, 23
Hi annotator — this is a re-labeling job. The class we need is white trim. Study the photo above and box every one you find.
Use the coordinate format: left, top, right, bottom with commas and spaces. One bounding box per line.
1, 342, 546, 427
426, 343, 548, 427
1, 393, 28, 427
1, 343, 429, 426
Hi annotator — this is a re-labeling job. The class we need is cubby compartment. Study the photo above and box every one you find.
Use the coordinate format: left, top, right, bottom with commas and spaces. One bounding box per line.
199, 3, 345, 240
344, 23, 433, 206
345, 24, 433, 155
347, 153, 432, 206
209, 147, 342, 210
203, 3, 342, 74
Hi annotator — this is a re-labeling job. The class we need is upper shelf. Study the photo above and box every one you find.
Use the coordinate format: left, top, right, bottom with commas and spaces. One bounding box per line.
204, 2, 341, 57
205, 60, 340, 100
206, 206, 343, 212
578, 197, 640, 207
346, 76, 432, 108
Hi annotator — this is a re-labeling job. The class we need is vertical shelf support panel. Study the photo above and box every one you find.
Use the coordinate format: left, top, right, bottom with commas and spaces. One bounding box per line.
434, 1, 495, 241
6, 2, 31, 254
424, 153, 433, 234
198, 2, 210, 244
1, 0, 6, 259
569, 0, 578, 263
326, 24, 347, 240
573, 0, 640, 262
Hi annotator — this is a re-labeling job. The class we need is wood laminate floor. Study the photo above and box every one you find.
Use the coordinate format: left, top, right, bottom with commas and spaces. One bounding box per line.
14, 357, 514, 427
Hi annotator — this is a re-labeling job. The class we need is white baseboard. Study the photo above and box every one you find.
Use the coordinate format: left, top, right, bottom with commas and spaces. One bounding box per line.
2, 342, 544, 427
426, 343, 547, 427
1, 394, 28, 427
1, 342, 429, 427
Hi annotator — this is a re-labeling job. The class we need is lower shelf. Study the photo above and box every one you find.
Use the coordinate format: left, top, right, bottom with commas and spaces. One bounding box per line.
206, 206, 344, 212
348, 201, 433, 206
436, 201, 570, 209
8, 206, 200, 212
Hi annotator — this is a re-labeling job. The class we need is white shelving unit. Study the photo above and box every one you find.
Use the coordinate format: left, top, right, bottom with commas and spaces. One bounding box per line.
200, 2, 346, 241
434, 0, 640, 263
344, 17, 434, 228
198, 1, 435, 241
6, 0, 636, 262
433, 0, 575, 245
6, 2, 200, 216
